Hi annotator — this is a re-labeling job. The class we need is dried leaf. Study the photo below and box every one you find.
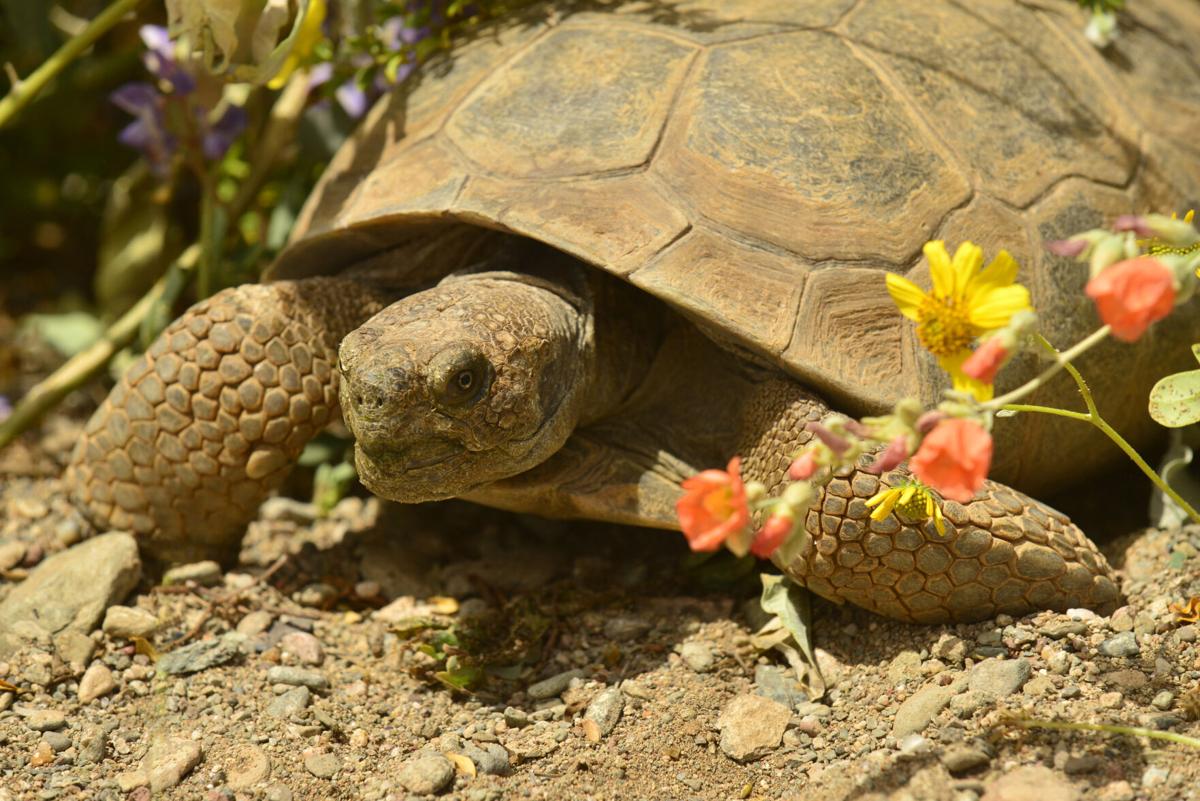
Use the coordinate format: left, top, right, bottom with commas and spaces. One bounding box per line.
1170, 597, 1200, 623
581, 718, 601, 743
132, 636, 159, 662
444, 752, 476, 777
759, 574, 825, 698
427, 596, 460, 615
0, 678, 20, 694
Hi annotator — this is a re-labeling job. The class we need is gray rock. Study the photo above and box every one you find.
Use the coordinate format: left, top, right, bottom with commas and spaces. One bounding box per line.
1152, 690, 1175, 711
1062, 754, 1102, 775
680, 641, 714, 673
278, 632, 323, 666
157, 632, 244, 675
41, 732, 72, 756
603, 615, 651, 642
266, 666, 329, 691
969, 658, 1031, 697
27, 709, 67, 731
982, 765, 1078, 801
1043, 621, 1088, 639
266, 686, 310, 717
145, 737, 203, 792
163, 561, 222, 587
754, 664, 808, 709
894, 684, 956, 737
102, 606, 160, 639
0, 533, 140, 657
584, 687, 623, 737
1098, 632, 1139, 658
303, 753, 340, 779
53, 629, 96, 668
462, 743, 509, 775
78, 662, 117, 703
503, 707, 530, 728
527, 669, 584, 700
897, 733, 932, 759
78, 725, 106, 764
225, 744, 272, 789
941, 745, 990, 774
397, 753, 455, 795
717, 694, 790, 762
949, 690, 994, 718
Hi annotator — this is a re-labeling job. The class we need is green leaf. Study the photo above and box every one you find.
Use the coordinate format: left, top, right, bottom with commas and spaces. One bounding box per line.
1149, 369, 1200, 428
1150, 426, 1200, 528
759, 574, 824, 697
24, 312, 103, 357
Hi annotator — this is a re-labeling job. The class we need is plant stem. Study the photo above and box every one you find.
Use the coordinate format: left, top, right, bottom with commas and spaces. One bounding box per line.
0, 0, 144, 129
986, 325, 1111, 408
0, 244, 200, 451
998, 336, 1200, 525
1007, 716, 1200, 749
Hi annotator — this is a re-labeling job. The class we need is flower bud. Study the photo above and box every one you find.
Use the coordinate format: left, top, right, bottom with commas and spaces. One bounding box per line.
806, 422, 850, 455
744, 480, 767, 503
781, 481, 815, 514
751, 509, 796, 559
915, 410, 947, 435
788, 452, 818, 481
866, 435, 909, 475
961, 335, 1011, 384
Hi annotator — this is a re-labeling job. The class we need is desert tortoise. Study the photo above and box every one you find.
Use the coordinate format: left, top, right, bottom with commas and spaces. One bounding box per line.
67, 0, 1200, 622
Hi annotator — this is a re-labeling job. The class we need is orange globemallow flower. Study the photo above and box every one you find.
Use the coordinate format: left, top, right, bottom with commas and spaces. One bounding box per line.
1085, 257, 1176, 342
909, 419, 993, 503
676, 457, 750, 552
750, 511, 795, 558
961, 335, 1010, 385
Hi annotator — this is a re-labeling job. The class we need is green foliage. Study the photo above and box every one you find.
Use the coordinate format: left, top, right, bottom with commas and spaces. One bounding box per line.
1150, 344, 1200, 428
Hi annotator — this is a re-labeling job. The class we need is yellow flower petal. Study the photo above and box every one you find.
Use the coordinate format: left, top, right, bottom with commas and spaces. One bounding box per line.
949, 241, 984, 300
968, 284, 1032, 329
932, 502, 946, 536
967, 250, 1019, 296
898, 485, 916, 505
923, 241, 955, 299
868, 490, 900, 520
938, 351, 994, 401
885, 274, 928, 321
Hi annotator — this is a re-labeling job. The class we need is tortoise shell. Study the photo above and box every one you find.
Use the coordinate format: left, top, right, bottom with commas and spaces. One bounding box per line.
272, 0, 1200, 491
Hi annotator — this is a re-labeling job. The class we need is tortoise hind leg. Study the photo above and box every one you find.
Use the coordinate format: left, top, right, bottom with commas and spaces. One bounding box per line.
66, 277, 392, 564
736, 380, 1121, 623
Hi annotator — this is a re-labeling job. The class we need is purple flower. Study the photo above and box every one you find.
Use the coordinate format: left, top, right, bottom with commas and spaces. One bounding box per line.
111, 82, 175, 175
335, 80, 369, 118
139, 25, 195, 94
307, 61, 334, 90
380, 16, 430, 51
1045, 238, 1089, 258
202, 105, 247, 161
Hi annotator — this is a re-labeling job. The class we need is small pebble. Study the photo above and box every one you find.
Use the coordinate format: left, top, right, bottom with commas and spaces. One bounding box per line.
397, 753, 455, 795
266, 666, 329, 691
940, 745, 990, 774
279, 632, 324, 666
27, 710, 67, 732
527, 669, 584, 700
303, 752, 340, 779
78, 662, 117, 703
583, 687, 623, 738
680, 641, 714, 673
267, 686, 310, 717
1098, 632, 1139, 658
1151, 690, 1175, 711
102, 606, 160, 639
163, 561, 223, 587
42, 731, 72, 753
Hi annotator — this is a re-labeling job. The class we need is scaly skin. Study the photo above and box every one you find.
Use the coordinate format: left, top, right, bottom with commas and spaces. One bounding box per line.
736, 380, 1120, 623
66, 277, 392, 564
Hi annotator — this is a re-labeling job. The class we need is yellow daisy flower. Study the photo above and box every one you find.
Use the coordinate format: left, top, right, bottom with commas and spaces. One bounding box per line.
1146, 209, 1200, 257
886, 241, 1032, 401
864, 481, 946, 537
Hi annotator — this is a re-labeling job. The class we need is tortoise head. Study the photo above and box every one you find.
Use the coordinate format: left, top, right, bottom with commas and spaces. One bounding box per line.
338, 274, 592, 502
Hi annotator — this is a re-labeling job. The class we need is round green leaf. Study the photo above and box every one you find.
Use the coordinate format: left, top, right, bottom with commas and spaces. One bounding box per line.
1149, 369, 1200, 428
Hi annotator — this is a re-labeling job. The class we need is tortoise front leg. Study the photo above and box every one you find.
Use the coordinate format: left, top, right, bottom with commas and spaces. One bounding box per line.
737, 380, 1121, 623
66, 278, 393, 564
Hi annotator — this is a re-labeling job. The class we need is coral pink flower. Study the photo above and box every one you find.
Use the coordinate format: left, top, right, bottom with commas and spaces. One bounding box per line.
751, 511, 795, 558
788, 452, 818, 480
961, 336, 1010, 384
676, 457, 750, 552
1085, 257, 1176, 342
910, 419, 992, 503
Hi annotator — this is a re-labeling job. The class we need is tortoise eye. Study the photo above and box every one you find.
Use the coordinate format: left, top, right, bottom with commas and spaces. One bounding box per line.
430, 348, 492, 408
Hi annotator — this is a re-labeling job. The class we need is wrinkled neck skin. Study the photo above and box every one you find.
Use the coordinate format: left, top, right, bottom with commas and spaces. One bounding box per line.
338, 249, 659, 503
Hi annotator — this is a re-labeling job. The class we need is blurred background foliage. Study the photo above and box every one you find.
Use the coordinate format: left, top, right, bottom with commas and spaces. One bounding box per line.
0, 0, 526, 441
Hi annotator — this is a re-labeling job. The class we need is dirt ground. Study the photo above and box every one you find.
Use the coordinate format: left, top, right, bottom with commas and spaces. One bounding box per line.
1, 401, 1200, 801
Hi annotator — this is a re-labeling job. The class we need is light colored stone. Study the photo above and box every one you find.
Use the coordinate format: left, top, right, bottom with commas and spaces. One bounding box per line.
982, 765, 1078, 801
145, 737, 203, 792
969, 658, 1031, 697
0, 533, 140, 657
304, 752, 340, 779
226, 744, 272, 789
267, 686, 310, 717
163, 560, 222, 587
583, 687, 623, 738
279, 631, 324, 666
527, 669, 584, 700
717, 693, 790, 762
102, 606, 159, 639
1098, 631, 1139, 658
78, 662, 116, 703
941, 744, 990, 774
397, 753, 455, 795
680, 641, 714, 673
894, 684, 956, 737
266, 666, 329, 690
26, 709, 67, 732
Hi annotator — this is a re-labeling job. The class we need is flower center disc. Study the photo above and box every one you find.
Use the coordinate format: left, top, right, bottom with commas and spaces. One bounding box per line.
916, 297, 974, 357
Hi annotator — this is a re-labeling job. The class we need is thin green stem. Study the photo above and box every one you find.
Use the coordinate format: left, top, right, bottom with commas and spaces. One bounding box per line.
1007, 716, 1200, 749
1000, 404, 1090, 423
986, 325, 1111, 409
0, 0, 144, 129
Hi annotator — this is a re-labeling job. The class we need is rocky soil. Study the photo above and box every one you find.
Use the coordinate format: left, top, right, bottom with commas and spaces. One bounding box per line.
1, 413, 1200, 801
